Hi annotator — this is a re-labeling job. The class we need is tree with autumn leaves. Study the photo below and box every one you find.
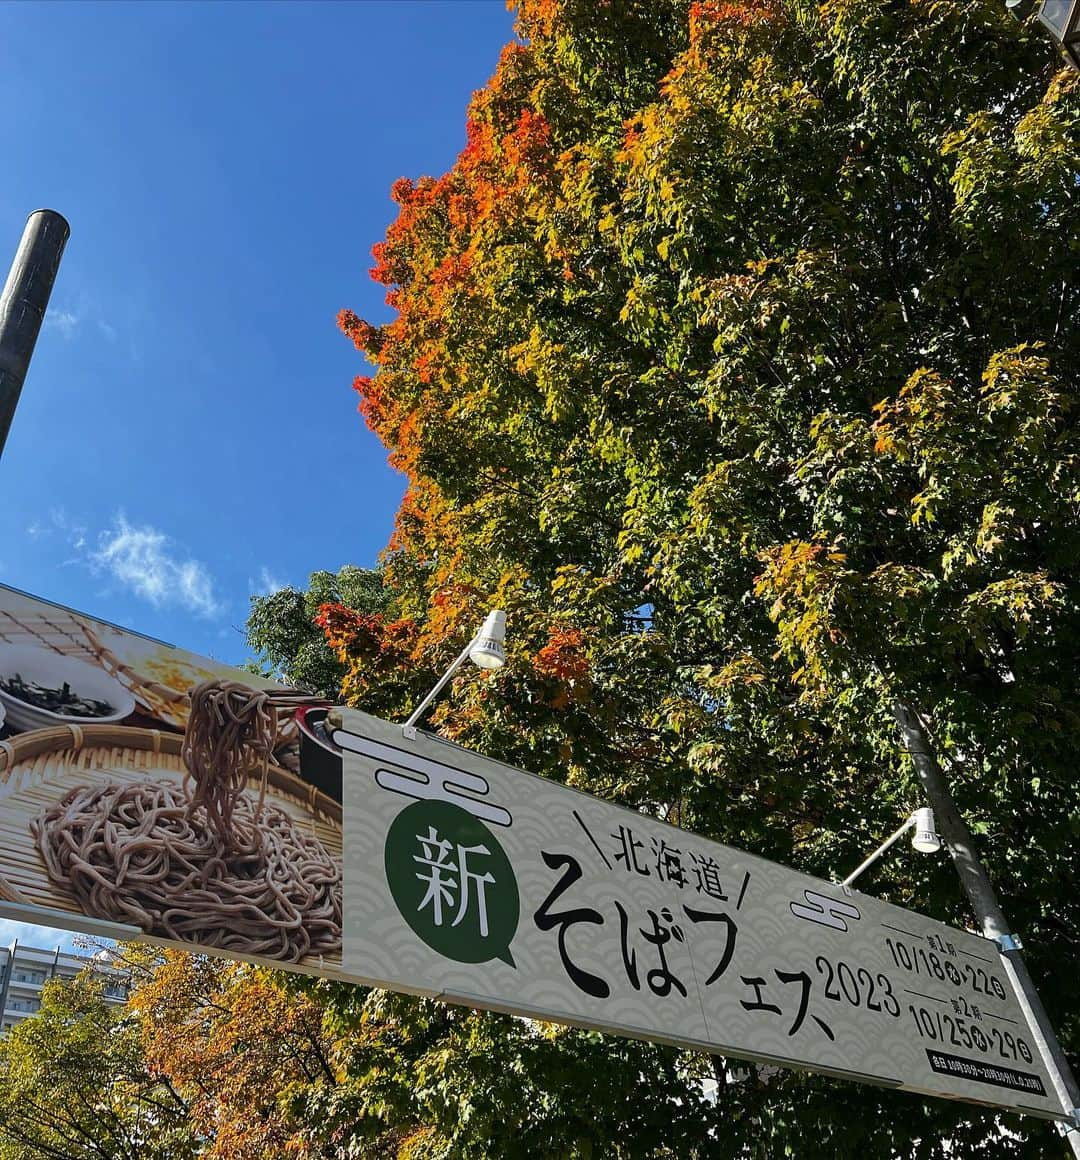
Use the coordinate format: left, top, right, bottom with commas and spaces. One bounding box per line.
7, 3, 1071, 1159
0, 969, 198, 1160
324, 0, 1080, 1154
0, 947, 733, 1159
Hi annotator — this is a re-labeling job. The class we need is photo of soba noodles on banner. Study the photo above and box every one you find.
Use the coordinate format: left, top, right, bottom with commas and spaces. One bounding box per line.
0, 583, 343, 968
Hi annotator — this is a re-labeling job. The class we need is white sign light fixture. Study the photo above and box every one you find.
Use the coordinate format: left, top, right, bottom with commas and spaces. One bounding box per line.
841, 807, 942, 887
467, 610, 507, 670
910, 806, 943, 854
403, 609, 506, 735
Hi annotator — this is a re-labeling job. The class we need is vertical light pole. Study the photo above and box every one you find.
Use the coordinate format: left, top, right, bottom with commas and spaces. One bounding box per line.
0, 209, 70, 461
894, 702, 1080, 1154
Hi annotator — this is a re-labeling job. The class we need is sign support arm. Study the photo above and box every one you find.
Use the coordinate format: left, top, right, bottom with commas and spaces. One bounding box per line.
841, 814, 916, 887
893, 701, 1080, 1151
403, 637, 475, 736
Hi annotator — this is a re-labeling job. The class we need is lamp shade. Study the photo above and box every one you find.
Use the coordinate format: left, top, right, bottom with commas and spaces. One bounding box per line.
468, 610, 506, 669
911, 807, 942, 854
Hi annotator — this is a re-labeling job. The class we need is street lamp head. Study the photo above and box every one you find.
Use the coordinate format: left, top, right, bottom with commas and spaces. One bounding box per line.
468, 609, 507, 670
911, 807, 942, 854
841, 805, 943, 886
1038, 0, 1080, 69
402, 609, 508, 732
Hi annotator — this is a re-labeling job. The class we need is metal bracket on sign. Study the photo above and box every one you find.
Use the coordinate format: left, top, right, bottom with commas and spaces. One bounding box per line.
992, 932, 1023, 952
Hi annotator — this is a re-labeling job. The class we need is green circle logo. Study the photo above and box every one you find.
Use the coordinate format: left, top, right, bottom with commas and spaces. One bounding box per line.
384, 799, 518, 967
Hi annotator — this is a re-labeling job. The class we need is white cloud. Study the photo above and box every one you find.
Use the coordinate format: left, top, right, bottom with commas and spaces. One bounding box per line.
44, 307, 80, 338
91, 514, 223, 619
0, 919, 82, 954
250, 566, 286, 596
25, 507, 87, 549
44, 305, 119, 344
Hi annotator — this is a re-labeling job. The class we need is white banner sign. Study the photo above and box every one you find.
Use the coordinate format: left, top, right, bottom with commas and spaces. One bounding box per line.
0, 583, 1063, 1121
338, 710, 1064, 1121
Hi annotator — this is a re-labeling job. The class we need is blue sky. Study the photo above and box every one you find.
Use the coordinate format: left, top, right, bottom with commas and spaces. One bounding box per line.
0, 0, 515, 667
0, 0, 513, 955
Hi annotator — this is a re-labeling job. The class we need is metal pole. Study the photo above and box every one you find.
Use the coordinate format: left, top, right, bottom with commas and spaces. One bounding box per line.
841, 814, 916, 887
0, 209, 70, 460
893, 701, 1080, 1153
402, 637, 475, 735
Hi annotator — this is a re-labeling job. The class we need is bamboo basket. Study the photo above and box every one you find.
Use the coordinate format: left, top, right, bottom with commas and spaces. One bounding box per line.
0, 723, 342, 966
0, 607, 192, 726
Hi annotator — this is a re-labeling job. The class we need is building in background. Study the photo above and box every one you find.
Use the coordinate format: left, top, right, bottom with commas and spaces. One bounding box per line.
0, 941, 128, 1031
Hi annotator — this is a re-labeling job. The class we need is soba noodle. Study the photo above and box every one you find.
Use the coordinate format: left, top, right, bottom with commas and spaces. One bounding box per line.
182, 680, 290, 844
31, 680, 341, 963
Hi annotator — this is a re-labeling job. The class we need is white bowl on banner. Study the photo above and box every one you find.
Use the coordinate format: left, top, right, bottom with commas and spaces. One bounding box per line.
0, 645, 136, 732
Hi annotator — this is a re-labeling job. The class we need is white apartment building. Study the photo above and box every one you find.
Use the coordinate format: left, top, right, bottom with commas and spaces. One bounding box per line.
0, 941, 128, 1031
